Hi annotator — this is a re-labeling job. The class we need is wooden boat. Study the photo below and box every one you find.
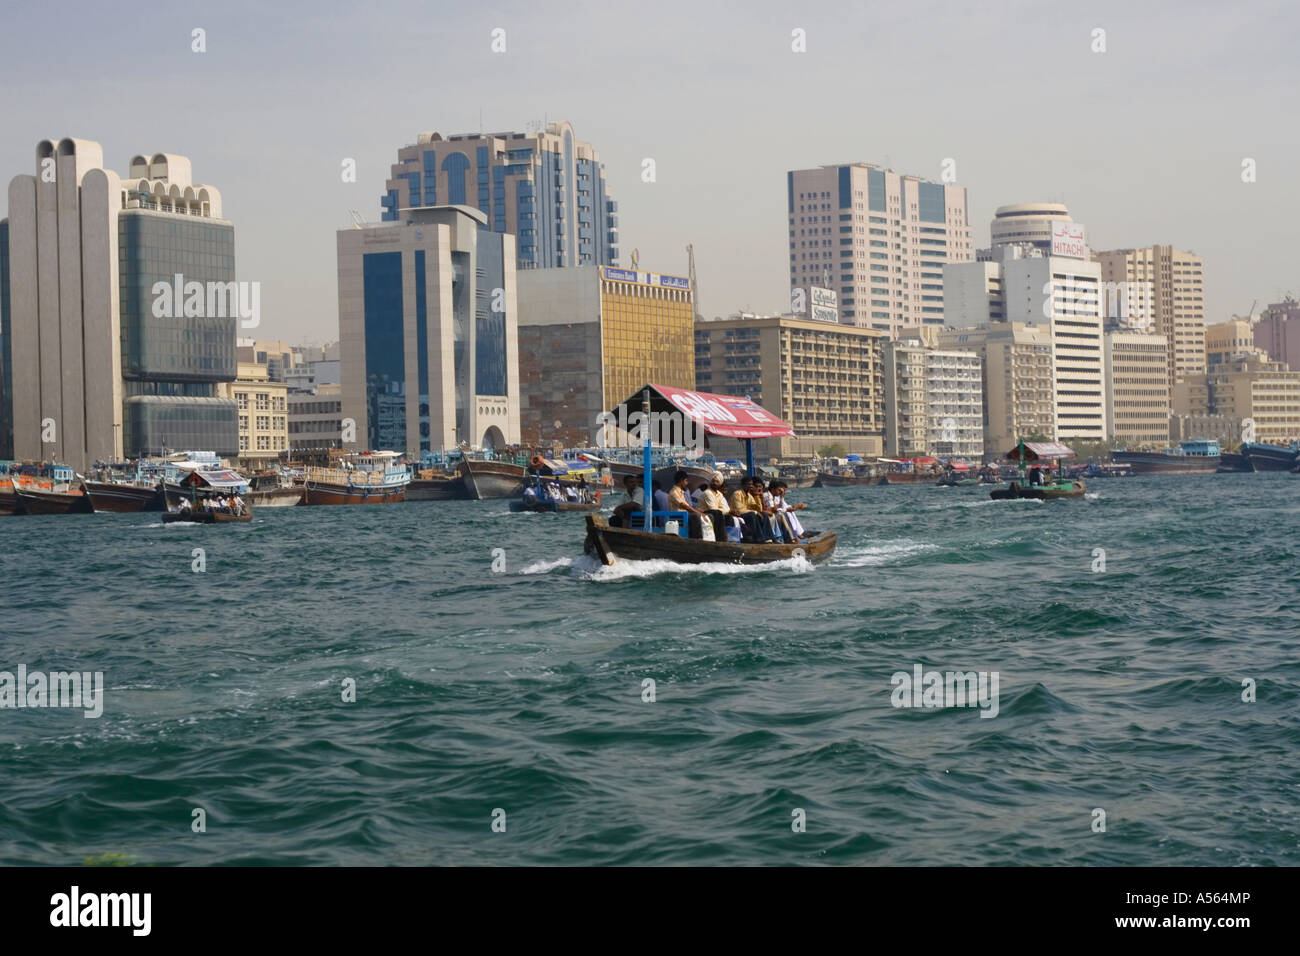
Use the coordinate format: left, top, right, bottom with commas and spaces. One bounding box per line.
11, 477, 94, 515
584, 514, 836, 566
781, 473, 818, 489
990, 480, 1086, 500
1217, 452, 1254, 473
814, 470, 875, 487
84, 479, 166, 512
936, 476, 980, 487
1112, 440, 1221, 475
583, 385, 836, 567
304, 451, 409, 505
406, 474, 468, 501
458, 457, 525, 499
879, 471, 935, 484
990, 440, 1086, 500
246, 486, 304, 507
162, 508, 253, 524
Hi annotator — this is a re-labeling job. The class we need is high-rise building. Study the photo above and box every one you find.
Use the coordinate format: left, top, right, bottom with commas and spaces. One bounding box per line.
1205, 354, 1300, 443
338, 205, 520, 453
381, 122, 617, 270
989, 202, 1076, 252
1254, 297, 1300, 371
1205, 318, 1265, 369
1103, 330, 1171, 446
3, 139, 238, 469
0, 218, 12, 458
787, 164, 972, 334
1095, 246, 1205, 388
881, 339, 983, 458
939, 323, 1056, 456
217, 362, 288, 469
516, 265, 694, 447
693, 313, 884, 459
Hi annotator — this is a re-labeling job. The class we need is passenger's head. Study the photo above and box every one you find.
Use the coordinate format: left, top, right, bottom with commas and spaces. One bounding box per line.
653, 479, 663, 491
673, 470, 689, 488
772, 480, 787, 493
622, 474, 638, 490
711, 471, 725, 487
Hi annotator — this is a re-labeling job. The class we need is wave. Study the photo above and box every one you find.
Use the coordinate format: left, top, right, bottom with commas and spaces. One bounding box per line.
834, 541, 941, 567
570, 553, 814, 581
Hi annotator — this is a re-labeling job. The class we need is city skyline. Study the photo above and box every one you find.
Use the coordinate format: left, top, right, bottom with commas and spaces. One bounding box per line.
2, 0, 1296, 345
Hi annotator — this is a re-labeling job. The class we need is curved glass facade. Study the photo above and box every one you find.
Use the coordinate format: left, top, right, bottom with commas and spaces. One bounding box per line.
123, 395, 238, 457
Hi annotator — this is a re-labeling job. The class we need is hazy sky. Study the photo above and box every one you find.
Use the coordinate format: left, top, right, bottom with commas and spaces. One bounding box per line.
2, 0, 1297, 344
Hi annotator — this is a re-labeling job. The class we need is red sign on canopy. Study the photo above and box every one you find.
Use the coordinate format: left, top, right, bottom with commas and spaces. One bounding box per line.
647, 384, 795, 439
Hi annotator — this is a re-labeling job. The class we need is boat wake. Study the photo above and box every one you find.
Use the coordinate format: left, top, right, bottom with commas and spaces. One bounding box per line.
834, 540, 941, 567
562, 552, 815, 580
518, 556, 575, 575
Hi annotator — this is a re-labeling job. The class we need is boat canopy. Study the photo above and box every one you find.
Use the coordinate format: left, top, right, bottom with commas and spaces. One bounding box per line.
1006, 441, 1076, 462
183, 469, 249, 490
617, 384, 795, 440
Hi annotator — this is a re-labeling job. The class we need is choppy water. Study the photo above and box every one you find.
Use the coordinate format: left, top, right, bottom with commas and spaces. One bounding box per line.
2, 474, 1297, 865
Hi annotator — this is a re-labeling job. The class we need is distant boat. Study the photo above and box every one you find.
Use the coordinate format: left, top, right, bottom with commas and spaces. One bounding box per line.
1112, 440, 1221, 475
990, 440, 1087, 500
10, 476, 94, 515
457, 457, 525, 500
304, 451, 409, 505
813, 470, 874, 487
83, 479, 166, 512
1217, 452, 1254, 473
1240, 441, 1299, 472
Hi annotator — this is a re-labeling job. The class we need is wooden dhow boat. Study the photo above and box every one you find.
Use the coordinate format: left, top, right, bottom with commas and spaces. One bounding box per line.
162, 506, 253, 524
83, 479, 166, 512
582, 385, 836, 567
510, 459, 602, 512
990, 440, 1087, 500
458, 456, 526, 500
9, 471, 94, 515
304, 451, 410, 505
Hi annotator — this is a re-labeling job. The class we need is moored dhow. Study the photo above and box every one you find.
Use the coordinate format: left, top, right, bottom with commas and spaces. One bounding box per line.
1112, 439, 1221, 475
6, 464, 94, 515
83, 479, 166, 512
1240, 440, 1299, 472
457, 456, 526, 500
303, 451, 410, 505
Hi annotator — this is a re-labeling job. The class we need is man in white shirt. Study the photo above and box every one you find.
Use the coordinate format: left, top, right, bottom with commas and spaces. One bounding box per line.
697, 471, 731, 540
767, 480, 807, 540
610, 474, 645, 528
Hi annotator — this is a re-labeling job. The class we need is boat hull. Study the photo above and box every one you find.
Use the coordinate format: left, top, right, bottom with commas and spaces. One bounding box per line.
990, 480, 1087, 500
1240, 442, 1299, 471
880, 471, 935, 484
246, 487, 304, 507
406, 477, 469, 501
303, 481, 406, 505
458, 459, 525, 499
84, 480, 165, 512
13, 485, 94, 515
813, 471, 875, 487
583, 514, 836, 566
1216, 452, 1254, 473
162, 510, 253, 523
1110, 451, 1220, 475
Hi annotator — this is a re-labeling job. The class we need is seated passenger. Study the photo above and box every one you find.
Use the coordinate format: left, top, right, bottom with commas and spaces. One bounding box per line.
610, 474, 645, 528
767, 480, 806, 540
697, 472, 731, 540
729, 476, 774, 542
667, 470, 707, 538
651, 480, 671, 528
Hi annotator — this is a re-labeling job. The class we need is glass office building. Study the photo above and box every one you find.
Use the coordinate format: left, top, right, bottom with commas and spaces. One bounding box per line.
381, 121, 618, 270
339, 205, 521, 453
118, 212, 238, 456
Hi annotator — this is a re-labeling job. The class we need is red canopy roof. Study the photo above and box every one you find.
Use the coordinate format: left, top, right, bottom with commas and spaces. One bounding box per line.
634, 384, 795, 439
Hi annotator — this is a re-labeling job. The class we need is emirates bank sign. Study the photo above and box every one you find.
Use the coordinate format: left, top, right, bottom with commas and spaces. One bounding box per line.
1050, 221, 1087, 259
